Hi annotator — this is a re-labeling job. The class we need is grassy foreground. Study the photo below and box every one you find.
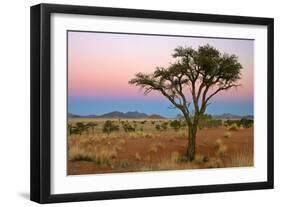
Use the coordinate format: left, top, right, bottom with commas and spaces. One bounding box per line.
67, 118, 253, 175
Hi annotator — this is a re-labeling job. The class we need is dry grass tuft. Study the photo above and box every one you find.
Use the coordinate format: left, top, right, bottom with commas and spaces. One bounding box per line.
120, 160, 129, 168
155, 142, 165, 150
202, 138, 209, 146
215, 138, 227, 157
194, 154, 206, 165
177, 130, 188, 139
119, 138, 126, 144
68, 144, 117, 167
148, 145, 158, 153
157, 155, 198, 170
114, 145, 123, 152
205, 157, 224, 168
170, 151, 181, 162
135, 153, 141, 161
224, 131, 232, 138
227, 149, 253, 167
228, 124, 238, 131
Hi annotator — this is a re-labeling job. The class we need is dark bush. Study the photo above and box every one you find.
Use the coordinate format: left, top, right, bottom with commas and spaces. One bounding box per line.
238, 118, 253, 128
122, 121, 136, 132
102, 120, 119, 135
170, 120, 181, 131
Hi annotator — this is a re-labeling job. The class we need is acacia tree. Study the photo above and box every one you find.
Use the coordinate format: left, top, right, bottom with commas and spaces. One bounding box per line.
129, 44, 242, 161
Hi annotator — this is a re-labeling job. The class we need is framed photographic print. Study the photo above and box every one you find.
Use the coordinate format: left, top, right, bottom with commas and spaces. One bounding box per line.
30, 3, 274, 203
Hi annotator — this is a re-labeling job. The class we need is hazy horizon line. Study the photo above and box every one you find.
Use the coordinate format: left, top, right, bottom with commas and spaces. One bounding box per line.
68, 110, 254, 118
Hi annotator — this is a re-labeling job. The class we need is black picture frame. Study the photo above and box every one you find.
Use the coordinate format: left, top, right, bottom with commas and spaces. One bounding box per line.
30, 3, 274, 204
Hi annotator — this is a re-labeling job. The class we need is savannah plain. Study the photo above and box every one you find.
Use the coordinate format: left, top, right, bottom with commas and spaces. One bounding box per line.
67, 117, 253, 175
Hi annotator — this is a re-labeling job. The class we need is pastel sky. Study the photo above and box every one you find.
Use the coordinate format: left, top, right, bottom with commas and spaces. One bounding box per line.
68, 31, 254, 118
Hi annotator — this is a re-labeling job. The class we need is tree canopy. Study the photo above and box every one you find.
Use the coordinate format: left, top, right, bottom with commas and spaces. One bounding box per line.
129, 44, 242, 124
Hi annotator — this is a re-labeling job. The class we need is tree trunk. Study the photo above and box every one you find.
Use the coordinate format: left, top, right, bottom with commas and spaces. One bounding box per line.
186, 123, 198, 161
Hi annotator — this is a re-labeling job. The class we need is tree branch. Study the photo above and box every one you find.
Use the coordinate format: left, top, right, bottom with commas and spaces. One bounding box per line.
205, 84, 240, 103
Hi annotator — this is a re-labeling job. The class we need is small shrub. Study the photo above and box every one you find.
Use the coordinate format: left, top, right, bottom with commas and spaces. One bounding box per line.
86, 122, 98, 134
102, 120, 119, 135
144, 133, 153, 139
238, 118, 253, 128
155, 122, 168, 131
161, 122, 168, 130
198, 114, 222, 129
155, 124, 161, 131
122, 121, 136, 132
140, 121, 146, 124
170, 120, 181, 131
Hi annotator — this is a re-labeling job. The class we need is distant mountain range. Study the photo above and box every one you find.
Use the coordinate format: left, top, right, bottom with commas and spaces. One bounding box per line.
212, 113, 253, 120
68, 111, 253, 120
68, 111, 166, 119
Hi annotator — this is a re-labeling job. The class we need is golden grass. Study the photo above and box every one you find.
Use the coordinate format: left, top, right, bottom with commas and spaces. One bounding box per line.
157, 154, 199, 170
68, 142, 118, 167
170, 151, 181, 162
227, 148, 253, 167
128, 131, 153, 139
177, 130, 188, 139
68, 146, 95, 162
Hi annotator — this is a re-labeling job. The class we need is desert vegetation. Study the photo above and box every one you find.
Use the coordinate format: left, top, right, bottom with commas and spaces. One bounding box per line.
68, 117, 253, 175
